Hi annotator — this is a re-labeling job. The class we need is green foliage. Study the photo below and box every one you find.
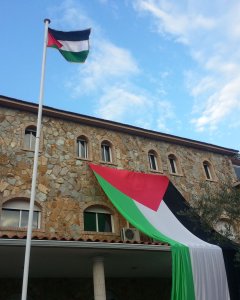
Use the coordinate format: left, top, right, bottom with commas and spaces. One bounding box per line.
180, 180, 240, 262
234, 153, 240, 160
192, 181, 240, 240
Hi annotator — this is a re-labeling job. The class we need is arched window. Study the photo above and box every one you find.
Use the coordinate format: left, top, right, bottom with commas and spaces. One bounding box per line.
101, 141, 112, 163
148, 150, 158, 171
1, 199, 41, 229
168, 154, 178, 174
77, 135, 88, 159
84, 206, 113, 233
203, 160, 213, 180
24, 125, 36, 150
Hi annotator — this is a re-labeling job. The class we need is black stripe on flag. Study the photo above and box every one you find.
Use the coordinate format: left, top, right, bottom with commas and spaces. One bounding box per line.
163, 181, 240, 300
48, 28, 91, 41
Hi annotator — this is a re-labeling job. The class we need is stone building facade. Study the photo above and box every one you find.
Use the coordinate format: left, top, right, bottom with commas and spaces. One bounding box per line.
0, 95, 238, 242
0, 95, 239, 300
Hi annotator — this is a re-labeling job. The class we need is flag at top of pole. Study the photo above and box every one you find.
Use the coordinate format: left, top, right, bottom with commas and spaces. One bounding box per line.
47, 27, 91, 63
21, 19, 91, 300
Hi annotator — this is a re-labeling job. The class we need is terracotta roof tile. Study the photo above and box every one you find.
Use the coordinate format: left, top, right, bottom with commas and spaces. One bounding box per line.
0, 233, 168, 246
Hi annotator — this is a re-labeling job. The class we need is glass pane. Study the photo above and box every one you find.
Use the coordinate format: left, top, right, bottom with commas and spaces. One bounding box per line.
234, 166, 240, 179
84, 212, 97, 231
149, 154, 157, 170
24, 133, 31, 148
33, 211, 39, 229
101, 145, 105, 161
30, 133, 36, 150
21, 210, 29, 227
105, 146, 111, 162
80, 140, 87, 158
98, 213, 112, 232
169, 158, 176, 173
1, 209, 20, 227
77, 139, 87, 158
204, 164, 211, 179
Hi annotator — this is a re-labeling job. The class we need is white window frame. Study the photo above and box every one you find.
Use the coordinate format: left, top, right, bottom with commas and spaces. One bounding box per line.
84, 206, 114, 233
101, 143, 112, 162
77, 137, 88, 159
1, 200, 41, 229
148, 152, 158, 171
24, 126, 36, 150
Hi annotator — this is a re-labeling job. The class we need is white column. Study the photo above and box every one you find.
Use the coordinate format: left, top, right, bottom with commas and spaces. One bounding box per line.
93, 257, 106, 300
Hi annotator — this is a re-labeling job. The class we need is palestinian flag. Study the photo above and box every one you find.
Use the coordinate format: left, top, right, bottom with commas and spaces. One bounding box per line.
47, 28, 91, 63
90, 163, 230, 300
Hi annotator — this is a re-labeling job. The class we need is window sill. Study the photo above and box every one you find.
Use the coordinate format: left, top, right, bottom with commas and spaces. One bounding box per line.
205, 178, 218, 182
169, 172, 184, 177
0, 226, 44, 232
83, 231, 116, 235
149, 169, 163, 174
75, 157, 92, 162
99, 161, 117, 166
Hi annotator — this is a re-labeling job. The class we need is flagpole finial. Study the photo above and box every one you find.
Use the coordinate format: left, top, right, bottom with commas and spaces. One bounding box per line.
44, 18, 51, 24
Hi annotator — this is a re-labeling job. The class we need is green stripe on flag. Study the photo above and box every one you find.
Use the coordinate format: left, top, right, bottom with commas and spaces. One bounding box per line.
94, 172, 195, 300
59, 50, 89, 63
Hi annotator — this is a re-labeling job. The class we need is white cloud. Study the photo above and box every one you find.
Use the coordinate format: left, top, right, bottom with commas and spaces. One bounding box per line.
133, 0, 216, 44
190, 76, 216, 98
156, 100, 175, 131
71, 40, 140, 95
79, 40, 139, 90
192, 77, 240, 131
49, 0, 93, 29
95, 86, 150, 122
50, 0, 183, 133
95, 85, 176, 132
53, 1, 139, 98
133, 0, 240, 132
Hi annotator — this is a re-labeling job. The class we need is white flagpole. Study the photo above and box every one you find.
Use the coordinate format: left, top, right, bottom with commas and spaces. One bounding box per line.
21, 18, 50, 300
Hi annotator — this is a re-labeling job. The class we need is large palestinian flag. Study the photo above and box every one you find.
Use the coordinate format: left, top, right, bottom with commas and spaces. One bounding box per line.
90, 163, 230, 300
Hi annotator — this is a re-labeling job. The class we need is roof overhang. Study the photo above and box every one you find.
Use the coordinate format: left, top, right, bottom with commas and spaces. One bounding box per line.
0, 239, 171, 278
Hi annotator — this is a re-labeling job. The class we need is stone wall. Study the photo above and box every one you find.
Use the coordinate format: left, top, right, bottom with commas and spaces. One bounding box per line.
0, 106, 237, 241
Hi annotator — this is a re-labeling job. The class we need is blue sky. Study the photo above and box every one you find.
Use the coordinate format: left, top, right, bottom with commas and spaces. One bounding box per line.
1, 0, 240, 151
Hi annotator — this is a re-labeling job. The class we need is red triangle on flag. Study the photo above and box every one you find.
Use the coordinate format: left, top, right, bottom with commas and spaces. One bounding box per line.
47, 32, 63, 49
89, 164, 169, 211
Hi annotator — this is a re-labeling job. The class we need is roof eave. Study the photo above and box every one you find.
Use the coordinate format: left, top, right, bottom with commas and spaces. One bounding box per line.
0, 95, 238, 156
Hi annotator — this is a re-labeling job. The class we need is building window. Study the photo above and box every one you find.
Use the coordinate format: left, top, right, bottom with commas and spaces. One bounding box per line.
1, 199, 41, 229
203, 161, 213, 180
77, 136, 88, 159
84, 206, 113, 232
233, 165, 240, 180
101, 141, 112, 162
24, 126, 36, 150
148, 151, 158, 171
168, 154, 177, 174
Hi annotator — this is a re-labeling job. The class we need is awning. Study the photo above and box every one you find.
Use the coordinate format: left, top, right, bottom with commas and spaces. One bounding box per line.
0, 239, 171, 278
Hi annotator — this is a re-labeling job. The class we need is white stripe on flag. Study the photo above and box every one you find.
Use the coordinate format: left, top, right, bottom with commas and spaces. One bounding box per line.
135, 200, 211, 246
59, 40, 89, 52
135, 200, 230, 300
